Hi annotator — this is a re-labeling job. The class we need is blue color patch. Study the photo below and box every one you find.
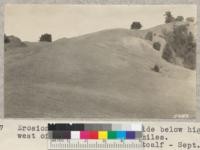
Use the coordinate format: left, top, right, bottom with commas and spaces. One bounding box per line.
116, 131, 126, 139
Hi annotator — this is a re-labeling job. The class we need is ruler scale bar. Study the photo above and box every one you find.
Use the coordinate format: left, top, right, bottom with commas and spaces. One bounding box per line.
48, 140, 143, 150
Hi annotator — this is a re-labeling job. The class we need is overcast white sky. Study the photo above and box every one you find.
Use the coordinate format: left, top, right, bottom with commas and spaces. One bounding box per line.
5, 4, 196, 42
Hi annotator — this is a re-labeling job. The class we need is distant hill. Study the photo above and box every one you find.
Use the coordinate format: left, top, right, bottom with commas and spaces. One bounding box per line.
5, 24, 196, 118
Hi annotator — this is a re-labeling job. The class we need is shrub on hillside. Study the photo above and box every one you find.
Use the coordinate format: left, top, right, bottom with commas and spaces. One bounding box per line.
183, 32, 196, 70
145, 31, 153, 41
175, 16, 184, 22
153, 42, 161, 51
186, 17, 195, 22
162, 43, 175, 63
130, 22, 142, 30
4, 34, 10, 43
39, 33, 52, 42
184, 52, 196, 70
164, 11, 175, 23
152, 64, 160, 73
162, 24, 196, 69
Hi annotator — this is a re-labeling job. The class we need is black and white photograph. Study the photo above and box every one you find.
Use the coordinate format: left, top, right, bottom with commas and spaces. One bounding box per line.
4, 4, 196, 118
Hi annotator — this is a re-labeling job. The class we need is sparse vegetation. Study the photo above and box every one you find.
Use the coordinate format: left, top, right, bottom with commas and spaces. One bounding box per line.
175, 16, 184, 22
39, 33, 52, 42
162, 43, 175, 63
153, 42, 161, 51
145, 31, 153, 41
165, 12, 186, 23
184, 51, 196, 70
4, 34, 10, 43
152, 64, 160, 72
131, 21, 142, 30
164, 11, 175, 23
162, 24, 196, 69
186, 17, 195, 22
4, 35, 26, 49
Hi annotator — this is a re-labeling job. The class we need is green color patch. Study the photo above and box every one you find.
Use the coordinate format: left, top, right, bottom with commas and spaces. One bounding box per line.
108, 131, 117, 139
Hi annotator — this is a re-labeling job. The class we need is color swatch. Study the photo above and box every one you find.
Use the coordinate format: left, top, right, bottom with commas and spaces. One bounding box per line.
48, 123, 142, 140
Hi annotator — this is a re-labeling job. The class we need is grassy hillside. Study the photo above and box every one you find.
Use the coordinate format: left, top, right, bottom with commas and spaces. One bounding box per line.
5, 27, 196, 118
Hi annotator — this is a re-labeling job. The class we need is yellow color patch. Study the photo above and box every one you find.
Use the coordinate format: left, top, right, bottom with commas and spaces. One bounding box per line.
98, 131, 108, 139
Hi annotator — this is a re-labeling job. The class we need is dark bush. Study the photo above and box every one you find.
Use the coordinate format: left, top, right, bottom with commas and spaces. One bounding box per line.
186, 17, 195, 22
4, 34, 10, 43
162, 24, 196, 69
184, 32, 196, 69
145, 31, 153, 41
153, 64, 160, 73
164, 11, 175, 23
162, 43, 175, 63
39, 33, 52, 42
153, 42, 161, 51
175, 16, 184, 22
184, 52, 196, 70
131, 21, 142, 30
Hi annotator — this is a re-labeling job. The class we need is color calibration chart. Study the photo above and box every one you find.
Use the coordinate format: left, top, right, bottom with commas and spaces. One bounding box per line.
48, 123, 143, 149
